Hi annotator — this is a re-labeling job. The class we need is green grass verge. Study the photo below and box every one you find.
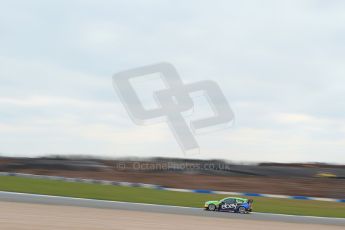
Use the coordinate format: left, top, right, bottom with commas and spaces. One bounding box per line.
0, 176, 344, 218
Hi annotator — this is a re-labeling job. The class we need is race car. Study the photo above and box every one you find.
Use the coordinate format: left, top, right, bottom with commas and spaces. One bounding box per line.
204, 197, 253, 214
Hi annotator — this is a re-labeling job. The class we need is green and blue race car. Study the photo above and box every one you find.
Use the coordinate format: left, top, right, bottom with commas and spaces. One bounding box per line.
204, 197, 253, 214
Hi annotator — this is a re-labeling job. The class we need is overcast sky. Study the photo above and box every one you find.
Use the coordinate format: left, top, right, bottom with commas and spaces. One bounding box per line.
1, 0, 345, 163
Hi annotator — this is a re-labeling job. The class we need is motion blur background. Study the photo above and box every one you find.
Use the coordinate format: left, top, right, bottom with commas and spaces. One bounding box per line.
1, 0, 345, 163
0, 2, 345, 229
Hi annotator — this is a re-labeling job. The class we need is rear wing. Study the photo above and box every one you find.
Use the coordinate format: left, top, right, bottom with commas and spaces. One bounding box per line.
248, 199, 253, 209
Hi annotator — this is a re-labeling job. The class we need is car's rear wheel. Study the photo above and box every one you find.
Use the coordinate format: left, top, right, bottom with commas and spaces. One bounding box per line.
238, 206, 246, 214
208, 204, 216, 211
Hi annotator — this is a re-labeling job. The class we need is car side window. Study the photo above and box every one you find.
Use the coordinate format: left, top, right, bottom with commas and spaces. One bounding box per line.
223, 198, 235, 204
236, 199, 244, 204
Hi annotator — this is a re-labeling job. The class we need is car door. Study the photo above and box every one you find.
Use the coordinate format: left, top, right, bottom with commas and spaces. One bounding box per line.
219, 198, 236, 211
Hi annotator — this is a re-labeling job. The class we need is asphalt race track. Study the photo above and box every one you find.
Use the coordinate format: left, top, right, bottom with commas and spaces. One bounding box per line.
0, 192, 345, 229
0, 191, 343, 225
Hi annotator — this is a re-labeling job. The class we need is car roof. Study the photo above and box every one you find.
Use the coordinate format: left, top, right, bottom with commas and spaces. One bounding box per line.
222, 197, 248, 201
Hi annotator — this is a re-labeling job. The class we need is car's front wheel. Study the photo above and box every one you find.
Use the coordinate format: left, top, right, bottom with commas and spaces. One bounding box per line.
208, 204, 216, 211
